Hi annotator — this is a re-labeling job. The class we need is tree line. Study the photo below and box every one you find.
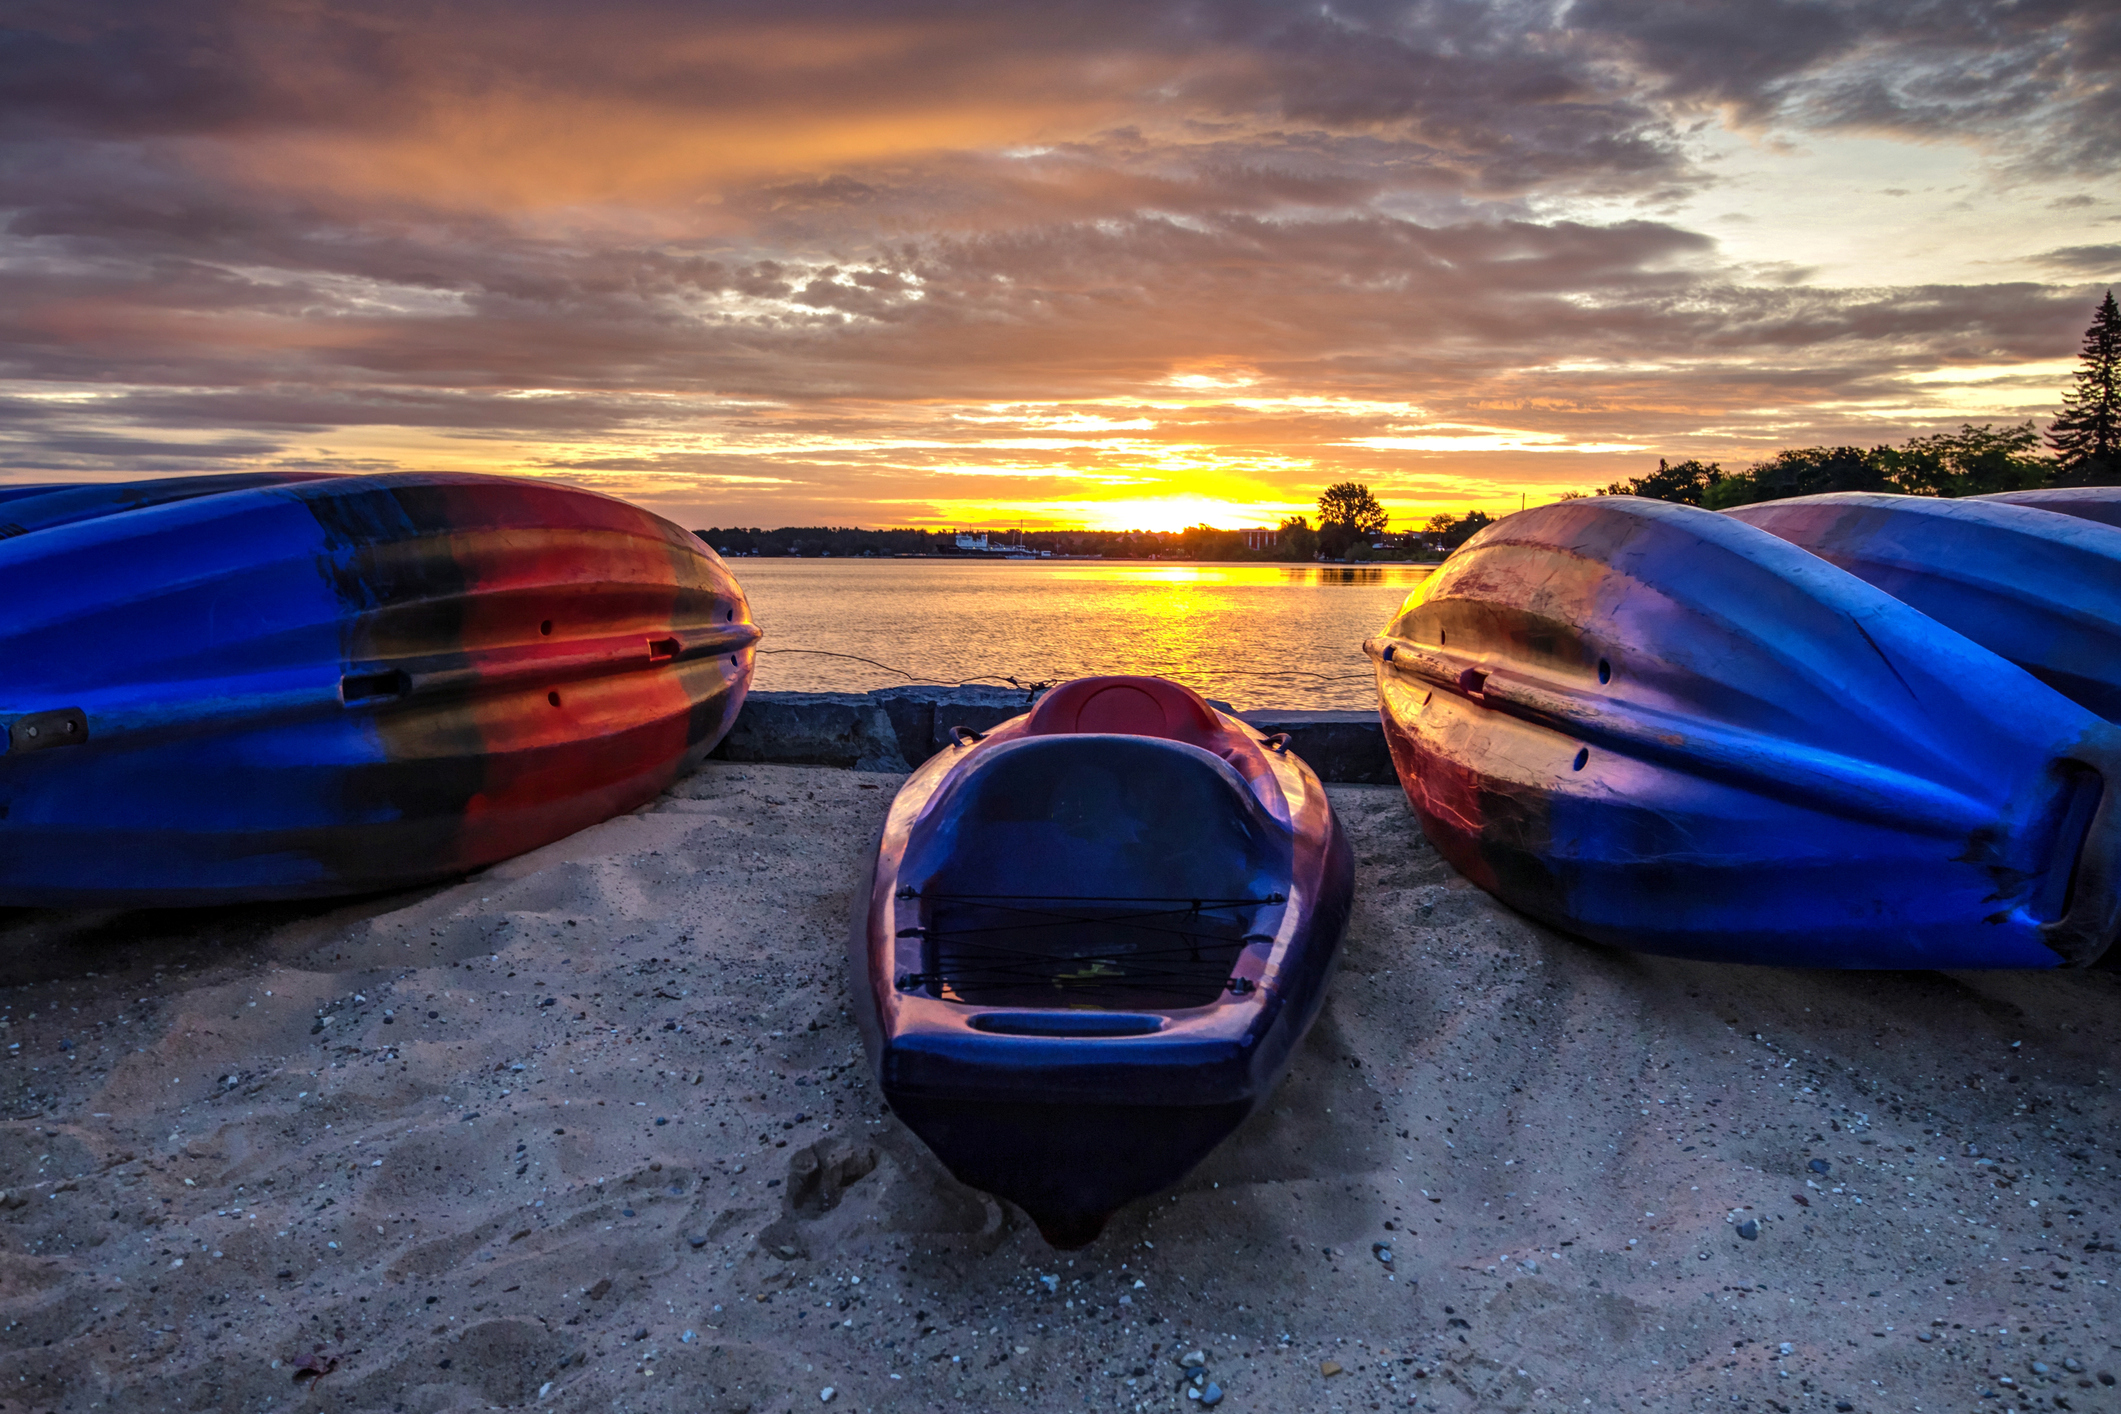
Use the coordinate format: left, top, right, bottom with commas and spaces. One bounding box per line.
699, 294, 2118, 559
1590, 290, 2119, 509
696, 481, 1413, 562
695, 524, 1301, 560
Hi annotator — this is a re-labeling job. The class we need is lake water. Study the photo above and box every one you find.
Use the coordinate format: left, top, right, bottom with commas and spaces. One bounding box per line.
730, 559, 1436, 711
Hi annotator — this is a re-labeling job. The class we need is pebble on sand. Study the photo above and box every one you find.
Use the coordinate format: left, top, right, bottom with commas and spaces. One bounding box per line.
1321, 1360, 1343, 1377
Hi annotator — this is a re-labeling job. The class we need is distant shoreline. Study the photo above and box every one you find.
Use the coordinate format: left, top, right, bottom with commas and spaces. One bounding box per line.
718, 553, 1445, 567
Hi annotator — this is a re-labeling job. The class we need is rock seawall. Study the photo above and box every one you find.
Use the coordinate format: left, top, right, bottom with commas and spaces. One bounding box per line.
710, 687, 1392, 783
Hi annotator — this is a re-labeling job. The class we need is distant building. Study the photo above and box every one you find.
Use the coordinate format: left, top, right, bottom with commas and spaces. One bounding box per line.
1240, 528, 1277, 551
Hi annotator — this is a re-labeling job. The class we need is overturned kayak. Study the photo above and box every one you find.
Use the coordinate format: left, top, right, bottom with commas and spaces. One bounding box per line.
1364, 497, 2120, 969
1976, 486, 2121, 529
850, 675, 1351, 1246
1729, 492, 2121, 720
0, 472, 759, 906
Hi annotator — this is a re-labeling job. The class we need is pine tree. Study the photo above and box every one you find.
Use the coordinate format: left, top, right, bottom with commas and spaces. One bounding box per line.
2048, 290, 2121, 487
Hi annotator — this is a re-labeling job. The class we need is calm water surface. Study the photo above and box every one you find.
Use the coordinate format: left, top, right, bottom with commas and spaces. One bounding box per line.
731, 559, 1435, 711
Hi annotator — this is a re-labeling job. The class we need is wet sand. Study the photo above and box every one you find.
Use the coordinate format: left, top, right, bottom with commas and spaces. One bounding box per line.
1, 762, 2116, 1413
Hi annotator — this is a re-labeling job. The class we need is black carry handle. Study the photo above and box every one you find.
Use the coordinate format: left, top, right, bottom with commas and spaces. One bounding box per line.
2041, 729, 2121, 967
5, 707, 88, 754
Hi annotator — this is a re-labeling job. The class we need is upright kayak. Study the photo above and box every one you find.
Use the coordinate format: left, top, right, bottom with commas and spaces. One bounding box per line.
1976, 486, 2121, 528
850, 675, 1351, 1246
1364, 497, 2120, 969
0, 471, 759, 905
1729, 492, 2121, 720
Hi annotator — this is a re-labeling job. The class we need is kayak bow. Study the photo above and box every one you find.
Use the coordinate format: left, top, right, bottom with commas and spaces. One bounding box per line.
851, 675, 1352, 1246
1729, 491, 2121, 721
1365, 497, 2120, 968
0, 471, 759, 905
1975, 486, 2121, 529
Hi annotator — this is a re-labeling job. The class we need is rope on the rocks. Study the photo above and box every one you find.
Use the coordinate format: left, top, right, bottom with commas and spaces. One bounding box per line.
755, 648, 923, 679
755, 650, 1050, 694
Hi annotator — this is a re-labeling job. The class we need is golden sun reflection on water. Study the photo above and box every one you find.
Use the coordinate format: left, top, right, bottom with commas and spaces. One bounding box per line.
735, 558, 1436, 710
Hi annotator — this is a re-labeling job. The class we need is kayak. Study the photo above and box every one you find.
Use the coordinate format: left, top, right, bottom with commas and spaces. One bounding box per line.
1975, 486, 2121, 529
1363, 497, 2120, 969
850, 675, 1351, 1246
0, 471, 759, 906
1729, 492, 2121, 720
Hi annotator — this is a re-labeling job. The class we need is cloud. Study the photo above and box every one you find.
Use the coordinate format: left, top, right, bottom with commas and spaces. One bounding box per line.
0, 0, 2112, 523
2033, 244, 2121, 277
1573, 0, 2121, 173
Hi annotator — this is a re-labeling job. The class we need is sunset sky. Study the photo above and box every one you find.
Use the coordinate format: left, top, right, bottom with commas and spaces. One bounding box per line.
2, 1, 2116, 531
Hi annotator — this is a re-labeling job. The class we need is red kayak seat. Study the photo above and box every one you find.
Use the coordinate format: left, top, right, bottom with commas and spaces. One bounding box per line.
1023, 675, 1223, 748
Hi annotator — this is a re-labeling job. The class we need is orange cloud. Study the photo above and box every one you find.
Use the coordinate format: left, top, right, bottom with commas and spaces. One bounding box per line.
0, 0, 2106, 528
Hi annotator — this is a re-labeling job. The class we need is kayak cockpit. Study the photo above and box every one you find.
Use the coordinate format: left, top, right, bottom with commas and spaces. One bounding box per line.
852, 675, 1352, 1248
894, 733, 1291, 1011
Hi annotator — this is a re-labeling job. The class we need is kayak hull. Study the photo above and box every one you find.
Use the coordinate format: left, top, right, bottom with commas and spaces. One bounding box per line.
1729, 492, 2121, 720
885, 1095, 1252, 1249
851, 676, 1351, 1246
0, 472, 759, 906
1366, 498, 2120, 968
1975, 487, 2121, 529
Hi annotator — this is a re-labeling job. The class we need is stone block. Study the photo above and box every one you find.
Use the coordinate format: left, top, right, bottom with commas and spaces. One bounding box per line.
710, 691, 911, 772
1236, 708, 1393, 785
868, 685, 1036, 765
706, 690, 1394, 784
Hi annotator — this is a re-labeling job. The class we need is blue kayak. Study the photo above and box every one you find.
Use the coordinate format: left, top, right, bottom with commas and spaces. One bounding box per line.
0, 472, 759, 906
851, 675, 1352, 1246
1730, 492, 2121, 721
1365, 497, 2119, 969
1976, 487, 2121, 529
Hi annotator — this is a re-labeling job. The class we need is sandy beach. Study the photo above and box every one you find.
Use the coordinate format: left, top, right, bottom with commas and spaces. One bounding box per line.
2, 760, 2115, 1414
